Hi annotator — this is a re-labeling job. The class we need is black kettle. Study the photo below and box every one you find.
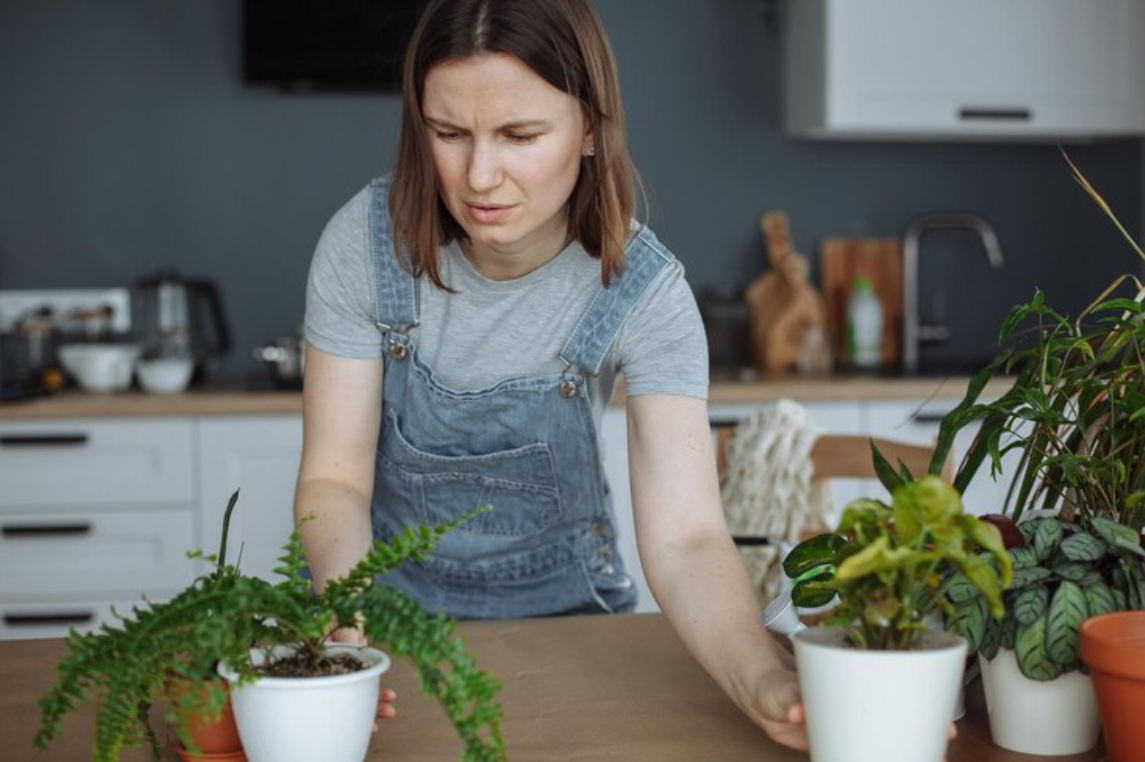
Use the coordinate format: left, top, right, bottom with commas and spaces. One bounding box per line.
134, 270, 231, 379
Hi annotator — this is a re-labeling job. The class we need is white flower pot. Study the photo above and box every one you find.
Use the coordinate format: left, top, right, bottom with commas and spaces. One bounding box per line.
218, 643, 391, 762
978, 648, 1100, 755
794, 626, 966, 762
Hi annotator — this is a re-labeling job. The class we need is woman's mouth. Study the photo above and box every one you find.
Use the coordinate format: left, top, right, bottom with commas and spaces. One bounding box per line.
466, 203, 515, 224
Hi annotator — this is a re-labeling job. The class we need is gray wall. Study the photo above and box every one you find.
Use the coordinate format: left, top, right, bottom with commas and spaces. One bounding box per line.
1, 0, 1141, 378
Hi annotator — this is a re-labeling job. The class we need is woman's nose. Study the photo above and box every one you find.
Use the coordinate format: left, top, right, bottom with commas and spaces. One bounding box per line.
467, 140, 503, 192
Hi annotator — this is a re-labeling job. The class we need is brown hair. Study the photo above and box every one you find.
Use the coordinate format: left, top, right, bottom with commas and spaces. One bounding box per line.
390, 0, 642, 288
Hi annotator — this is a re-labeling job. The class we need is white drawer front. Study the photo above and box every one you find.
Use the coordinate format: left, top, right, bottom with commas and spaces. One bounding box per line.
0, 419, 195, 507
0, 595, 176, 640
0, 508, 198, 598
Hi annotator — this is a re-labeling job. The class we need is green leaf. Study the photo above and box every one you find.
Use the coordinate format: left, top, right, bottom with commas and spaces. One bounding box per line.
1000, 614, 1018, 650
1018, 519, 1041, 545
951, 596, 989, 653
871, 440, 908, 495
1051, 561, 1102, 587
980, 616, 1003, 660
1060, 532, 1107, 562
959, 516, 1012, 589
1008, 546, 1040, 570
1010, 566, 1053, 590
782, 533, 845, 579
945, 572, 977, 604
835, 537, 916, 581
1119, 557, 1145, 608
1034, 519, 1065, 562
1084, 580, 1118, 618
1045, 580, 1087, 666
1016, 613, 1063, 681
959, 553, 1005, 618
1014, 584, 1050, 626
1092, 517, 1145, 558
791, 578, 837, 608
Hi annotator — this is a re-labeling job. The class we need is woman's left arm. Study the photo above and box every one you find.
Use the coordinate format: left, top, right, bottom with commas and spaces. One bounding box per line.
626, 393, 807, 751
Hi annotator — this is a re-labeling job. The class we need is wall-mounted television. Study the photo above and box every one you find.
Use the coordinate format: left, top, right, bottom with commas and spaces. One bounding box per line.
243, 0, 428, 92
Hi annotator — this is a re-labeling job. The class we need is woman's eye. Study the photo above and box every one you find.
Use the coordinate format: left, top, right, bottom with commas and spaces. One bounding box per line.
505, 133, 540, 144
433, 130, 463, 142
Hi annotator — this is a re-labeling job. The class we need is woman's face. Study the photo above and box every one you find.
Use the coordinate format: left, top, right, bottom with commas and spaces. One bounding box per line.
422, 53, 592, 279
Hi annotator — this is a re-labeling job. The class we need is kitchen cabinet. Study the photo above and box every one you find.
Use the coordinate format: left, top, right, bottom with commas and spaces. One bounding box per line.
197, 416, 302, 582
784, 0, 1145, 141
0, 419, 199, 640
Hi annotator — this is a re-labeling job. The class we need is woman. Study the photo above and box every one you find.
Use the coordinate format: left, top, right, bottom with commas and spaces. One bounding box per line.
296, 0, 806, 750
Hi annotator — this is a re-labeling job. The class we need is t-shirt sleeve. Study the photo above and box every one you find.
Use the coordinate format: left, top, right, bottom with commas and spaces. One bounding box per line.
612, 259, 709, 400
303, 188, 384, 359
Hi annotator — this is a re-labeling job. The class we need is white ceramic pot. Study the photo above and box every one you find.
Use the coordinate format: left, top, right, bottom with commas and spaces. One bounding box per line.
136, 357, 193, 394
794, 626, 966, 762
978, 648, 1100, 755
58, 343, 140, 393
218, 644, 391, 762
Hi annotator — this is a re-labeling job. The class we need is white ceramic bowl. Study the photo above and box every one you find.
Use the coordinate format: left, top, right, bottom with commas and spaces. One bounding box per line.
136, 357, 194, 394
58, 344, 141, 393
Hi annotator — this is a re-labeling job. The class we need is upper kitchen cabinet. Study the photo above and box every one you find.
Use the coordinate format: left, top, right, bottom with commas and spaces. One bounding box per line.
783, 0, 1145, 141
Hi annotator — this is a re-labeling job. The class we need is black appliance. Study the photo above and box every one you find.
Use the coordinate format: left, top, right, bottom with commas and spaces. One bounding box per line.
134, 271, 231, 380
243, 0, 428, 91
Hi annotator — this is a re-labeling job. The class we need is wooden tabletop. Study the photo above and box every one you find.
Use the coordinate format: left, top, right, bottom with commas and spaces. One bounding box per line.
0, 613, 1100, 762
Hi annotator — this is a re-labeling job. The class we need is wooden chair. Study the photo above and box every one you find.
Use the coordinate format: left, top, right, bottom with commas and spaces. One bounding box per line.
714, 425, 955, 549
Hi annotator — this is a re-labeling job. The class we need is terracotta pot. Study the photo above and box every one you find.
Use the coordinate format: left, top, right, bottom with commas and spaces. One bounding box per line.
165, 677, 245, 761
1081, 611, 1145, 762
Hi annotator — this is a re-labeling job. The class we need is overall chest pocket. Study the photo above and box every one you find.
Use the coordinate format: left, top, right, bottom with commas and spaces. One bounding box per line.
378, 409, 563, 536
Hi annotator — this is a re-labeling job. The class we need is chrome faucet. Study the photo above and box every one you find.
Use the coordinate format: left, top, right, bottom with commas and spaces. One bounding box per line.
902, 213, 1004, 372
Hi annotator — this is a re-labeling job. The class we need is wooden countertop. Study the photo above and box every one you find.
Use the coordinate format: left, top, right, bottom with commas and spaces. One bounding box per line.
0, 374, 1012, 421
3, 613, 1095, 761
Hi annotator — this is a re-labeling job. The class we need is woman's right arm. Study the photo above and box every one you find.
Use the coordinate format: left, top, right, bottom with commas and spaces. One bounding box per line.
294, 345, 384, 593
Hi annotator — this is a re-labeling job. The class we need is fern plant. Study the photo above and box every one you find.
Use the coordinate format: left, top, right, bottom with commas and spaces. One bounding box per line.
34, 491, 506, 762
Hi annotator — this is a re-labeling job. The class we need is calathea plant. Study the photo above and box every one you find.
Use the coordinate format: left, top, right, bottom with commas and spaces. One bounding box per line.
784, 447, 1013, 650
947, 514, 1145, 680
34, 491, 506, 762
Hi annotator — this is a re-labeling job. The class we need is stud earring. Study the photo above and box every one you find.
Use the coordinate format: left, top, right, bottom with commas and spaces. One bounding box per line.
585, 146, 595, 157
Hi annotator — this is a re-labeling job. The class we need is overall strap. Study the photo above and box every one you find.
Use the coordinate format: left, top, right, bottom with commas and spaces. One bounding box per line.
368, 176, 419, 332
559, 225, 675, 376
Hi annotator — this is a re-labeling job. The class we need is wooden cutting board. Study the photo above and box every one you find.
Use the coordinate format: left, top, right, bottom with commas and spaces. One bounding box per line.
745, 212, 827, 373
819, 238, 903, 368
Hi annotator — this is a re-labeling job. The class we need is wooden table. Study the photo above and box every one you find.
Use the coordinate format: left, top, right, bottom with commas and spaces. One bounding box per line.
1, 613, 1101, 761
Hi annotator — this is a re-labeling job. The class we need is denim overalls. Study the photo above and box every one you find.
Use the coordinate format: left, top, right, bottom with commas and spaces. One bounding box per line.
367, 177, 673, 619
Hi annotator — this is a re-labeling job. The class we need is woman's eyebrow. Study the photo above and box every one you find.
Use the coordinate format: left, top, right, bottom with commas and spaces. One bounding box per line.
424, 116, 552, 131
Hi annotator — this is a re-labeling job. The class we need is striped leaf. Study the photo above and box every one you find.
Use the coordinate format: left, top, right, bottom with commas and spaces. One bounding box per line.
1010, 566, 1053, 590
1034, 519, 1065, 562
1016, 614, 1062, 681
945, 572, 977, 604
980, 616, 1002, 660
1018, 519, 1041, 545
1060, 532, 1107, 562
1093, 517, 1145, 558
1000, 614, 1018, 650
1052, 561, 1102, 587
1014, 584, 1050, 626
1045, 581, 1088, 666
1008, 546, 1040, 571
1084, 580, 1118, 618
951, 595, 989, 653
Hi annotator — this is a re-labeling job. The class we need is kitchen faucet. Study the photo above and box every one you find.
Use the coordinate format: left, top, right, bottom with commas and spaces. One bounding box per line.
902, 213, 1004, 373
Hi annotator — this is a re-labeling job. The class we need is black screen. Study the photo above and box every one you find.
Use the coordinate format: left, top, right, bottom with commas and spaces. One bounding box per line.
243, 0, 428, 91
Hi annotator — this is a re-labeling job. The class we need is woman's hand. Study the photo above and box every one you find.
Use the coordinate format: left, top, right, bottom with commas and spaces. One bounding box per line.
750, 663, 808, 751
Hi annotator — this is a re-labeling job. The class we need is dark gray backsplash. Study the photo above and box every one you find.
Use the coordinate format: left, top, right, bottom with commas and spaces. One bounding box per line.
1, 0, 1141, 378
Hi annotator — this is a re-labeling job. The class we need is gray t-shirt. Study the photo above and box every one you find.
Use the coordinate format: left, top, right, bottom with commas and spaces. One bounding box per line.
304, 185, 708, 433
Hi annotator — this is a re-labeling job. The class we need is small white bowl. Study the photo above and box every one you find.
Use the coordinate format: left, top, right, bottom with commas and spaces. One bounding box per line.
137, 357, 194, 394
58, 344, 141, 393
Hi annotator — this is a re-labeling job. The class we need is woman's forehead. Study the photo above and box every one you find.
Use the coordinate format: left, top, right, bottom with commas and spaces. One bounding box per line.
423, 53, 579, 125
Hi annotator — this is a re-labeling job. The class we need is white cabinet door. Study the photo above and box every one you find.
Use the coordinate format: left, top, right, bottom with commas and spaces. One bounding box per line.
0, 419, 195, 508
785, 0, 1145, 140
198, 416, 302, 582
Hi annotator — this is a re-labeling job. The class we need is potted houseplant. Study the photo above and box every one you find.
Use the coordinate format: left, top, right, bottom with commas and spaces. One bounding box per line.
784, 459, 1012, 762
34, 491, 506, 762
1080, 610, 1145, 762
931, 152, 1145, 755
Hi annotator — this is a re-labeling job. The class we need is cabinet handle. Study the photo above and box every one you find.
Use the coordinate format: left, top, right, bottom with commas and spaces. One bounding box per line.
911, 413, 949, 425
4, 612, 95, 627
0, 433, 90, 447
958, 107, 1032, 122
2, 523, 93, 538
